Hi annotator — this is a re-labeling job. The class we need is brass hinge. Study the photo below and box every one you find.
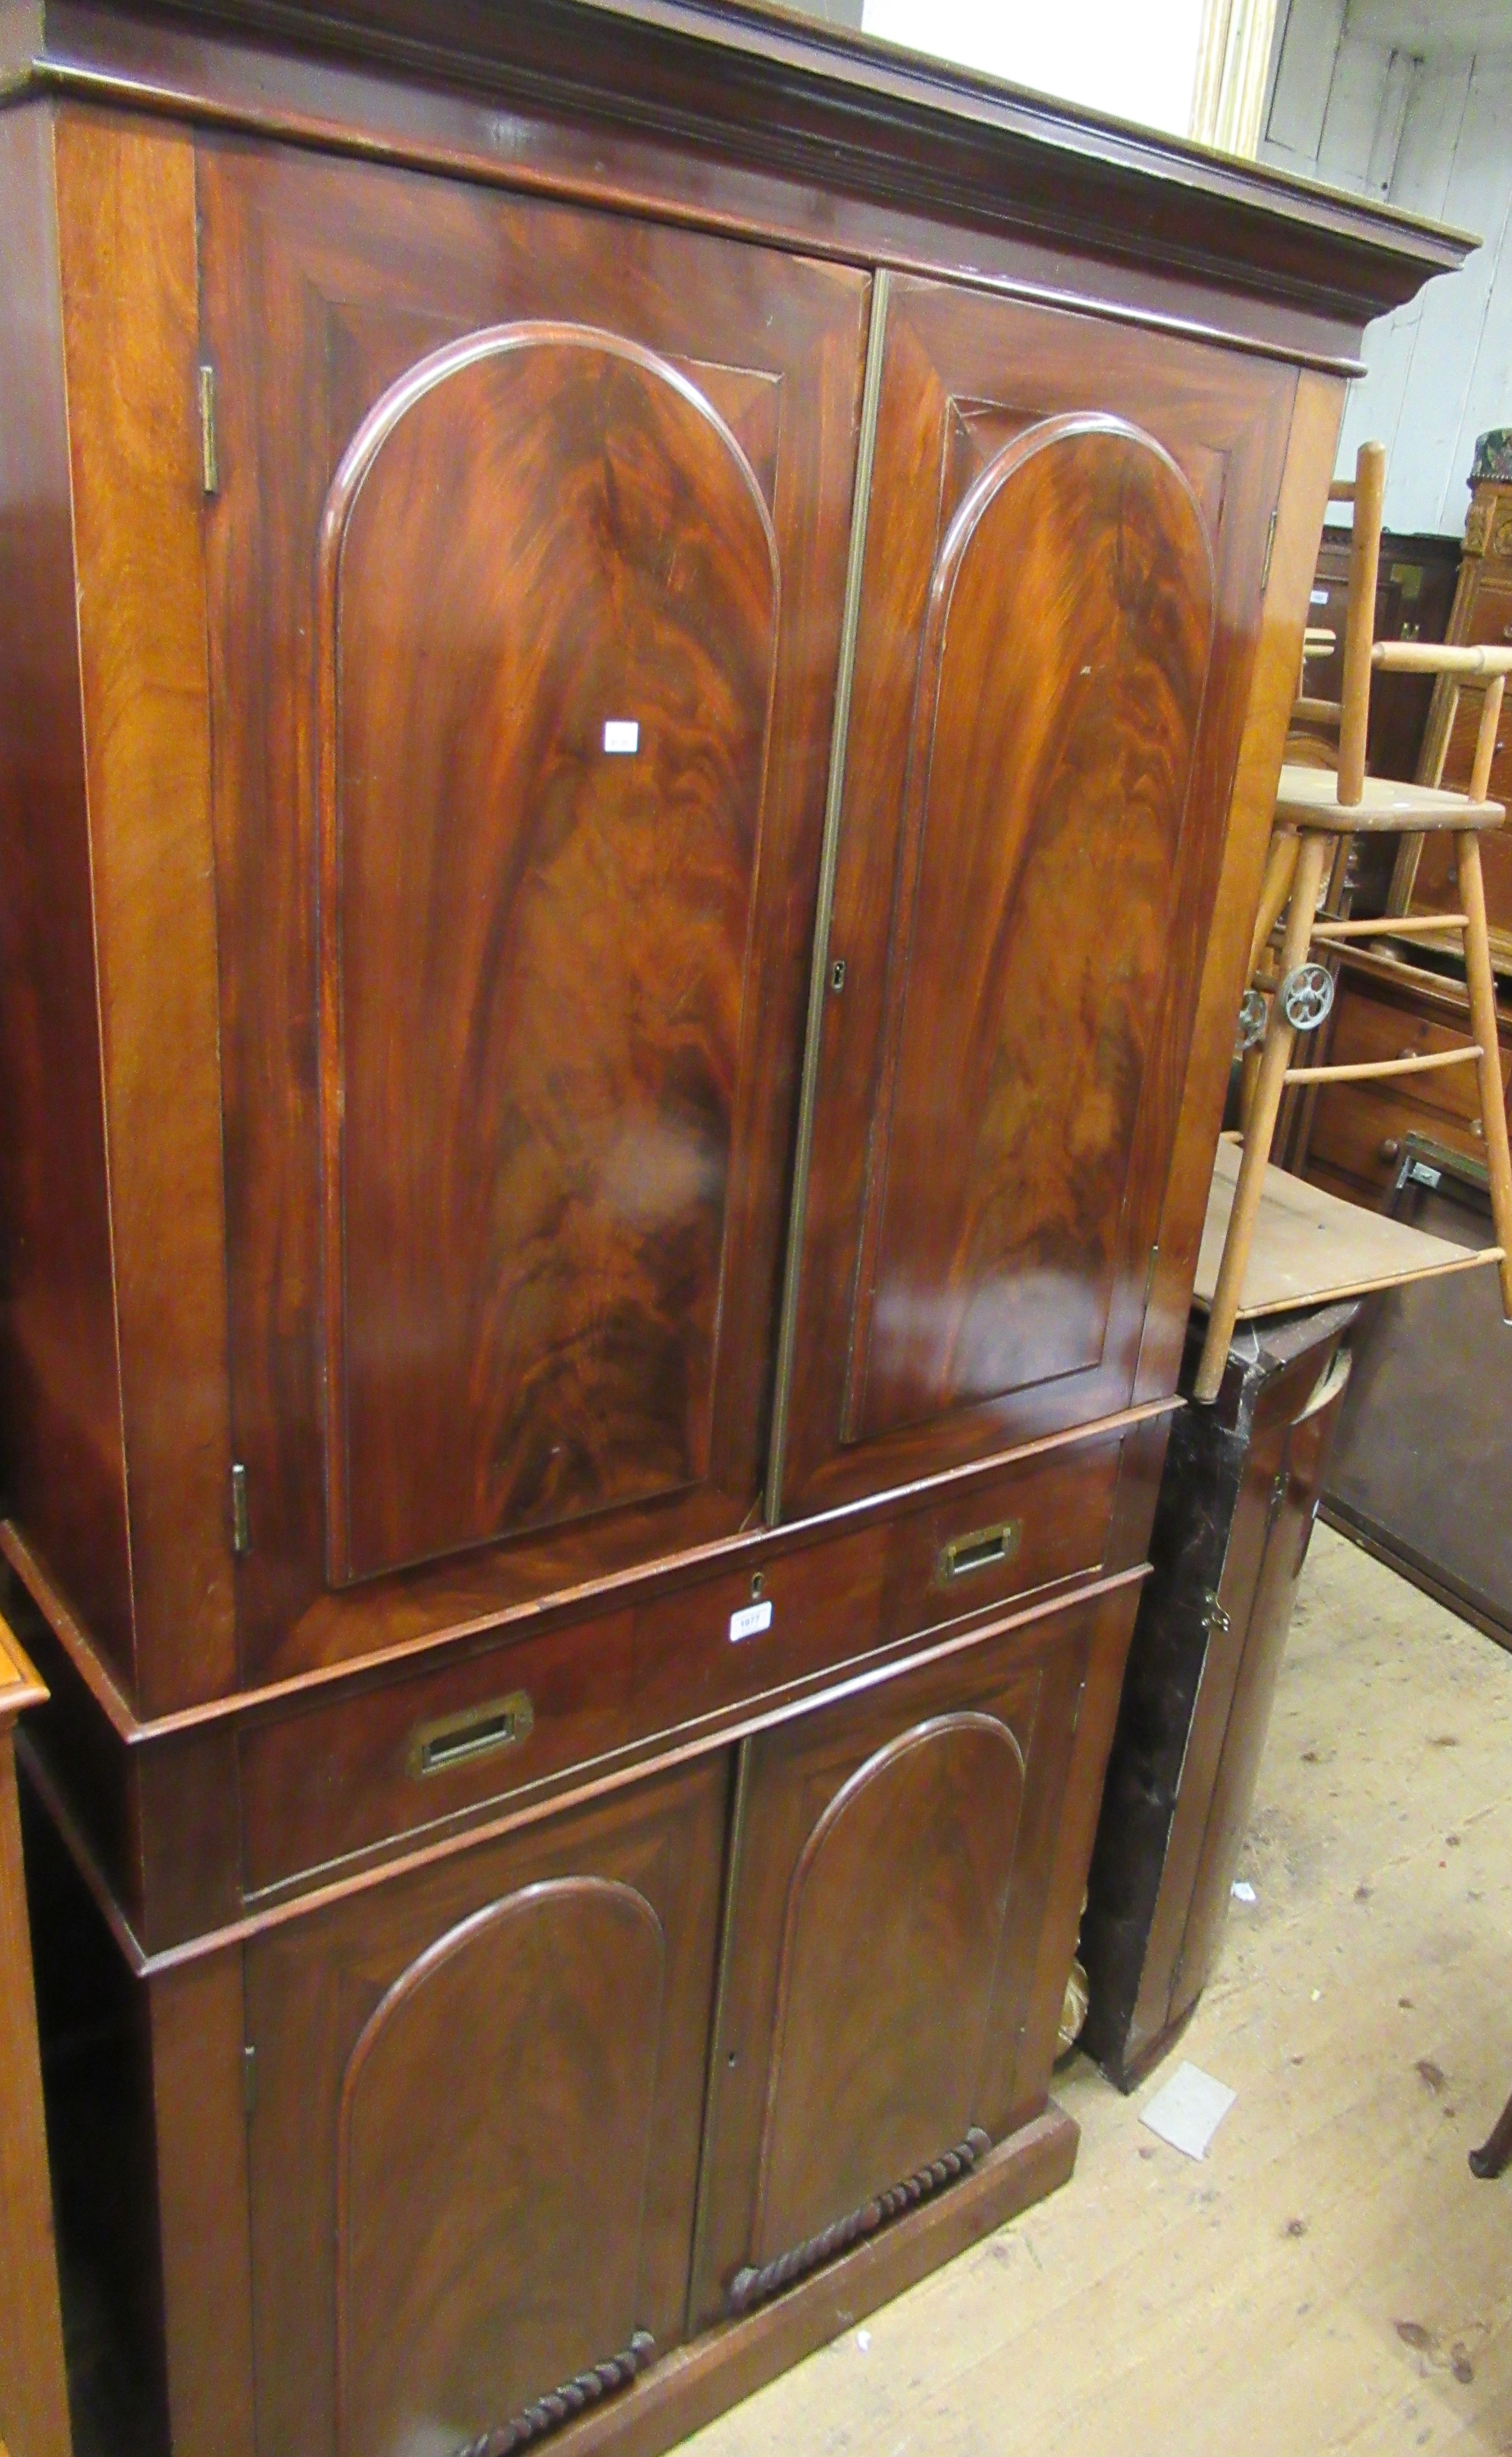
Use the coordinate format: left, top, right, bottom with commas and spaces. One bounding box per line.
198, 364, 219, 497
1260, 507, 1278, 595
1201, 1589, 1232, 1638
231, 1462, 250, 1557
242, 2043, 258, 2118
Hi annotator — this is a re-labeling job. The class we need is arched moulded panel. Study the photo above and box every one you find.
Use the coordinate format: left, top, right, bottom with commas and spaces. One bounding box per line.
848, 413, 1215, 1444
753, 1711, 1027, 2263
336, 1876, 667, 2457
318, 323, 779, 1582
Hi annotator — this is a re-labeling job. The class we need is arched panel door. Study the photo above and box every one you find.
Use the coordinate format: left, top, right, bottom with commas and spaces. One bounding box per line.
683, 1603, 1128, 2323
849, 412, 1213, 1440
319, 324, 779, 1582
754, 1711, 1026, 2259
243, 1756, 728, 2457
336, 1877, 666, 2457
776, 276, 1297, 1516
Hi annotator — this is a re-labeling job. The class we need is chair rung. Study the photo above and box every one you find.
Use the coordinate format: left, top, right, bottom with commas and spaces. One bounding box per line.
1294, 696, 1342, 725
1311, 914, 1469, 942
1283, 1046, 1483, 1087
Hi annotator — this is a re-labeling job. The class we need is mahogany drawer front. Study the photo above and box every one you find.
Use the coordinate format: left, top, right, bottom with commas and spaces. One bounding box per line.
1308, 1079, 1491, 1198
238, 1431, 1123, 1894
1326, 987, 1511, 1127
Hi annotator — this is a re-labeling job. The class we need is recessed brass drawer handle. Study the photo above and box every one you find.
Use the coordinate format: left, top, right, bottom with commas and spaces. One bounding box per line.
408, 1691, 534, 1778
936, 1518, 1022, 1583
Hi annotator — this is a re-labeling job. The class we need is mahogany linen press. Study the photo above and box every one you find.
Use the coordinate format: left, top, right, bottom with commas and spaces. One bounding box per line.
0, 5, 1467, 2452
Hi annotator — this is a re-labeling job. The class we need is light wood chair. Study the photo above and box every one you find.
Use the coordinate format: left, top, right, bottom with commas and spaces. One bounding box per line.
1195, 440, 1512, 1404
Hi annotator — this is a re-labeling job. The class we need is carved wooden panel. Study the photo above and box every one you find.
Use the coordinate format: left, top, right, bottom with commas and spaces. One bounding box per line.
779, 278, 1297, 1516
198, 142, 867, 1672
689, 1597, 1108, 2322
321, 325, 778, 1581
244, 1757, 727, 2457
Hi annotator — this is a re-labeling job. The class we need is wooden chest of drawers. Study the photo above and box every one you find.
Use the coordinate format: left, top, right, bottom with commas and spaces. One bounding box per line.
0, 6, 1459, 2453
1300, 950, 1512, 1208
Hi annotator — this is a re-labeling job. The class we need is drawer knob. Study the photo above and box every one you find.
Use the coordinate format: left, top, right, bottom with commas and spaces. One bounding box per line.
937, 1518, 1022, 1583
408, 1690, 534, 1777
1379, 1137, 1401, 1164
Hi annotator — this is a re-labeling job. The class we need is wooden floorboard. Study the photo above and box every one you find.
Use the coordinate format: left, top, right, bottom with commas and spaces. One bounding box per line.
684, 1525, 1512, 2456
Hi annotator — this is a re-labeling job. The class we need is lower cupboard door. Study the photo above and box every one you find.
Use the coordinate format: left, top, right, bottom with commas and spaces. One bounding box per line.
244, 1756, 728, 2457
689, 1594, 1111, 2327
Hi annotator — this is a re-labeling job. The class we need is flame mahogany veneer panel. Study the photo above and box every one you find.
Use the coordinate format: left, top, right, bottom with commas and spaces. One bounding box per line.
849, 415, 1214, 1438
689, 1583, 1138, 2324
779, 277, 1298, 1515
198, 138, 868, 1680
323, 328, 779, 1582
246, 1755, 728, 2457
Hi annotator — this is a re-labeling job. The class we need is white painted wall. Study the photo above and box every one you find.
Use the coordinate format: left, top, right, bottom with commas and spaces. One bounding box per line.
1260, 0, 1512, 536
860, 0, 1208, 138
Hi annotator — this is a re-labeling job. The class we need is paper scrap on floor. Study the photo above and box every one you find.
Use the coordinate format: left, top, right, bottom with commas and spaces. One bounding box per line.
1140, 2061, 1236, 2161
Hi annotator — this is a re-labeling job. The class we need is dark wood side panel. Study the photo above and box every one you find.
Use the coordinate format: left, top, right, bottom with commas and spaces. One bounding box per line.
245, 1755, 727, 2457
1168, 1360, 1345, 2029
779, 276, 1297, 1515
198, 136, 868, 1684
0, 101, 134, 1684
323, 326, 778, 1583
52, 109, 237, 1713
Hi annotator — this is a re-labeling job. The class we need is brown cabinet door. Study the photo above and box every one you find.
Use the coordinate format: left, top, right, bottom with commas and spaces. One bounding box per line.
197, 141, 867, 1670
689, 1587, 1133, 2324
778, 276, 1295, 1515
244, 1755, 727, 2457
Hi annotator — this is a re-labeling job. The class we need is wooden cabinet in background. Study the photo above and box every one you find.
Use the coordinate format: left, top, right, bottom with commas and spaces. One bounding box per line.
0, 3, 1457, 2453
1300, 526, 1459, 790
1298, 950, 1512, 1208
1396, 464, 1512, 964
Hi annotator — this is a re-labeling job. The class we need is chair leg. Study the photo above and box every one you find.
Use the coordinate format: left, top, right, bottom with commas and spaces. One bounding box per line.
1195, 832, 1330, 1404
1457, 830, 1512, 1320
1469, 2084, 1512, 2179
1247, 828, 1300, 983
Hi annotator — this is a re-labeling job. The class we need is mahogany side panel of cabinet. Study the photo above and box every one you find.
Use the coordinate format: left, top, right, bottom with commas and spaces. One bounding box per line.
775, 273, 1298, 1516
244, 1754, 727, 2457
689, 1585, 1137, 2325
0, 104, 136, 1689
197, 136, 868, 1691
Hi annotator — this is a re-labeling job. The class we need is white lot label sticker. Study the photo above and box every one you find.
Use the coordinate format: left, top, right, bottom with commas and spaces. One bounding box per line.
603, 719, 640, 754
1310, 588, 1330, 606
728, 1600, 774, 1643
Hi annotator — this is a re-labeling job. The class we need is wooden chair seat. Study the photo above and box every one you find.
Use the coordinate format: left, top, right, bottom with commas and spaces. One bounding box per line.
1273, 765, 1506, 833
